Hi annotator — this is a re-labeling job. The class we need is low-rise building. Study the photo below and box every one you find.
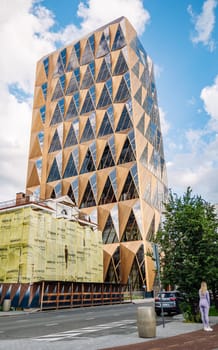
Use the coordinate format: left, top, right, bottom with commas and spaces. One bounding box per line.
0, 193, 103, 284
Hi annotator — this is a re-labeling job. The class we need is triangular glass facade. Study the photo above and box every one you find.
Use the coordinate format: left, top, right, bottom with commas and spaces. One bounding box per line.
116, 105, 133, 132
80, 149, 95, 174
98, 111, 113, 137
63, 153, 78, 178
98, 144, 115, 169
96, 32, 110, 58
96, 56, 111, 82
111, 24, 126, 51
102, 214, 119, 244
113, 50, 128, 76
47, 158, 61, 182
50, 98, 64, 125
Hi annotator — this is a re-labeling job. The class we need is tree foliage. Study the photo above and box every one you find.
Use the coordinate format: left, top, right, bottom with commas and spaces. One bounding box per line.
155, 187, 218, 314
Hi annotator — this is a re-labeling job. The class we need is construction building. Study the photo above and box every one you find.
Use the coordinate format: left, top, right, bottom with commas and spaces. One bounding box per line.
26, 16, 168, 292
0, 193, 103, 284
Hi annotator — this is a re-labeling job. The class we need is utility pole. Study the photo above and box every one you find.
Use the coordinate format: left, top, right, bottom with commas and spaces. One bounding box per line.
153, 243, 165, 328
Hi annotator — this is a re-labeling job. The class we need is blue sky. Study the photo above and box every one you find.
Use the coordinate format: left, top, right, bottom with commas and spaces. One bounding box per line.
0, 0, 217, 203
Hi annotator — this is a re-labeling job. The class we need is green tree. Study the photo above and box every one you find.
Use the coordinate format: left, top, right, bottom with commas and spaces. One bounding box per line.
155, 187, 218, 318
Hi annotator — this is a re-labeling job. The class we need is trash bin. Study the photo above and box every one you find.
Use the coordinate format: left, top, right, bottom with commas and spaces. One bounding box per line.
137, 306, 156, 338
3, 299, 11, 312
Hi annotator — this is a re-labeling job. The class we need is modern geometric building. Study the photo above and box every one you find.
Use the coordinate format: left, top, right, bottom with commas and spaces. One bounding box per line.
26, 17, 168, 292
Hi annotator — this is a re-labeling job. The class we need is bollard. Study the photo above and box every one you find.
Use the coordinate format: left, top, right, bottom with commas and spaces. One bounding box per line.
137, 306, 156, 338
3, 299, 11, 312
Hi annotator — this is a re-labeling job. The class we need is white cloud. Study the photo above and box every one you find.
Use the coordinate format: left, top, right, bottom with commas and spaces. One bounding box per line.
201, 75, 218, 132
159, 107, 170, 136
167, 139, 218, 203
188, 0, 217, 51
77, 0, 150, 36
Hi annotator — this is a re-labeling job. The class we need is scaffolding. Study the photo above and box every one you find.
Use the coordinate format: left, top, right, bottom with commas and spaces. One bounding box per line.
0, 206, 103, 284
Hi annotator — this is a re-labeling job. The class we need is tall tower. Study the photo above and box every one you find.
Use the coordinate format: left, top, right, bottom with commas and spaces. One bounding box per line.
26, 17, 168, 291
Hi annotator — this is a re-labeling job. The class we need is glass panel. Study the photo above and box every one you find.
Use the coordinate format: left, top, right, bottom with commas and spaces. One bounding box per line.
96, 57, 111, 83
90, 173, 97, 199
116, 105, 133, 132
53, 48, 66, 76
130, 36, 147, 65
41, 82, 47, 100
98, 177, 116, 205
80, 118, 95, 143
65, 94, 79, 120
117, 138, 136, 164
40, 105, 46, 123
80, 149, 95, 174
121, 210, 142, 241
131, 163, 139, 190
98, 111, 113, 137
132, 61, 139, 78
56, 152, 62, 174
66, 69, 80, 95
102, 214, 118, 244
119, 172, 139, 201
108, 135, 116, 160
47, 158, 61, 182
109, 168, 117, 196
136, 114, 145, 135
50, 98, 64, 125
140, 144, 148, 167
43, 57, 49, 77
133, 200, 143, 234
80, 90, 95, 114
113, 51, 128, 76
51, 81, 62, 101
98, 145, 115, 169
64, 124, 78, 148
54, 182, 62, 197
96, 32, 110, 58
97, 84, 112, 109
63, 153, 78, 178
80, 181, 96, 208
140, 65, 149, 89
111, 24, 126, 51
48, 130, 62, 153
38, 131, 44, 149
36, 158, 42, 178
89, 140, 96, 164
143, 95, 153, 115
81, 63, 95, 89
114, 77, 130, 103
72, 177, 79, 205
67, 185, 76, 204
66, 42, 80, 71
134, 86, 142, 105
81, 38, 94, 66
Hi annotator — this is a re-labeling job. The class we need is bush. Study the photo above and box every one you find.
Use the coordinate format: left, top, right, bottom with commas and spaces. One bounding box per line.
180, 302, 201, 323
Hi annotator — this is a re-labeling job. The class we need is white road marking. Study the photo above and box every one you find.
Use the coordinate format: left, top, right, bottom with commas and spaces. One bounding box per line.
34, 319, 135, 342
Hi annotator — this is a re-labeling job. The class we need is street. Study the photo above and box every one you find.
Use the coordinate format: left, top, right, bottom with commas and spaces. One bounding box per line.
0, 302, 172, 349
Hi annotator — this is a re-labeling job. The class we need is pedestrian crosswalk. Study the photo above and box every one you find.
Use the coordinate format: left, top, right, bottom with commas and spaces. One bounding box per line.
34, 319, 136, 342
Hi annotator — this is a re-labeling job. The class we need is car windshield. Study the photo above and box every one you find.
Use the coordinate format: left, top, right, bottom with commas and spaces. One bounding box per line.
157, 293, 176, 298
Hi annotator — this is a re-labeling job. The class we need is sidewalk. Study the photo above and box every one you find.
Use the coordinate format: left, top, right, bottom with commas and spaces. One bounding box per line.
101, 322, 218, 350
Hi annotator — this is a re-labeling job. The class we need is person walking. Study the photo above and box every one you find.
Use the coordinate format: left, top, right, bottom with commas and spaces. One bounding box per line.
199, 281, 213, 331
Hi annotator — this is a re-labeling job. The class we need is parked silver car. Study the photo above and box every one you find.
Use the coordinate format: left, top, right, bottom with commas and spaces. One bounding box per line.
155, 291, 185, 316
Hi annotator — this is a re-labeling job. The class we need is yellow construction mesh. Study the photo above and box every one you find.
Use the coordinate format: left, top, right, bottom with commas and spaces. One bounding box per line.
0, 207, 103, 283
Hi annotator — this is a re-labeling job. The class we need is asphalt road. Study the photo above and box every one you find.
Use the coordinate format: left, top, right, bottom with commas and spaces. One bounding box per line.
0, 302, 170, 343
